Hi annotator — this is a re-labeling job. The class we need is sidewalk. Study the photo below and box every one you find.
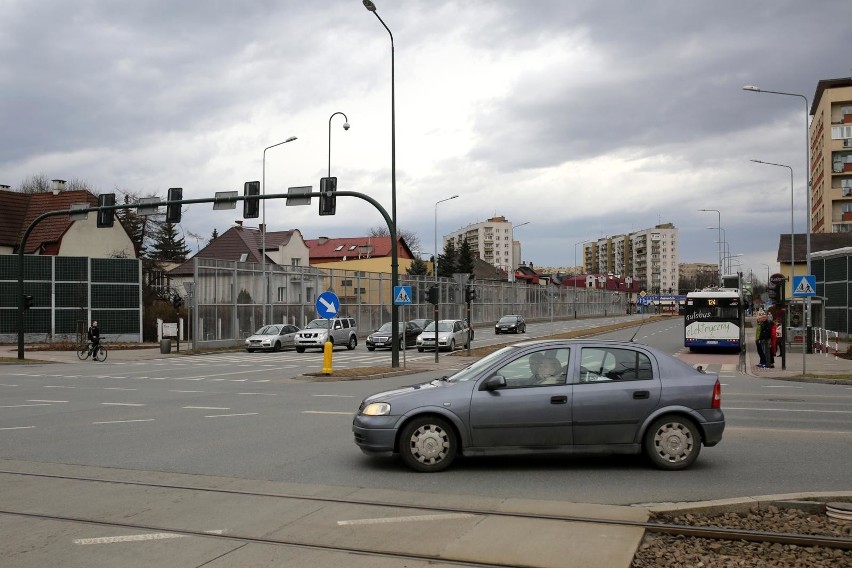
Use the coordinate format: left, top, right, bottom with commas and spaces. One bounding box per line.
745, 330, 852, 382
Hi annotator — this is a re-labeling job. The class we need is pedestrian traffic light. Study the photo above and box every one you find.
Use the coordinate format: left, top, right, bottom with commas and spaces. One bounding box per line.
166, 187, 183, 223
427, 285, 439, 305
243, 181, 260, 219
319, 177, 337, 216
465, 286, 476, 303
23, 295, 34, 310
97, 193, 116, 228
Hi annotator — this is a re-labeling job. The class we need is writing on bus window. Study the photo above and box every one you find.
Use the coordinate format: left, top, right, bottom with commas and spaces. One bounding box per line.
685, 310, 713, 322
686, 322, 733, 338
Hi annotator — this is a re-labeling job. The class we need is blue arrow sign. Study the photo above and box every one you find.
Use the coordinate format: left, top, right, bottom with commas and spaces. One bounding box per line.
792, 275, 816, 297
316, 291, 340, 319
393, 285, 412, 305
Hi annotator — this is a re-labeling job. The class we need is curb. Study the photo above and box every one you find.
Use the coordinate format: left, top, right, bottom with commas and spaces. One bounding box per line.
643, 491, 852, 516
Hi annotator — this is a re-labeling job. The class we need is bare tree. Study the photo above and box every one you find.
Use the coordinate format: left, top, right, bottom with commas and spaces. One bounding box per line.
16, 173, 96, 193
368, 225, 421, 253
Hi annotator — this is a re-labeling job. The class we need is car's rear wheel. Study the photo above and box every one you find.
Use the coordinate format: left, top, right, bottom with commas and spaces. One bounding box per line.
643, 415, 702, 470
399, 416, 457, 472
347, 335, 357, 350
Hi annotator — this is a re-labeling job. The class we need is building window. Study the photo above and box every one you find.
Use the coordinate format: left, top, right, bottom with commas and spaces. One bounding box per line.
291, 258, 301, 266
335, 245, 345, 251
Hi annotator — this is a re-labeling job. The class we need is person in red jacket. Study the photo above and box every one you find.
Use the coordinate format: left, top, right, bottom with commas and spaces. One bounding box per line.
768, 315, 777, 368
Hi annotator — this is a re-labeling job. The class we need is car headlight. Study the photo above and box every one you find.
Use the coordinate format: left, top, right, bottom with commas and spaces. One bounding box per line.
439, 335, 449, 342
361, 402, 390, 416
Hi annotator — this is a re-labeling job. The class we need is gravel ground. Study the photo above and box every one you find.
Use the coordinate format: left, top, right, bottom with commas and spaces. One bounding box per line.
631, 504, 852, 567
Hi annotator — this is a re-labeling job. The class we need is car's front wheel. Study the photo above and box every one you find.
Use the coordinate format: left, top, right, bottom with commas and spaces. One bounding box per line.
446, 339, 455, 352
273, 341, 281, 352
246, 348, 255, 353
417, 346, 424, 352
399, 416, 457, 472
296, 347, 305, 353
643, 415, 702, 470
347, 335, 357, 350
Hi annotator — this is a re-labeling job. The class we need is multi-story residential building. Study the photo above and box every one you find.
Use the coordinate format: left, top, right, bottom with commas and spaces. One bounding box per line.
444, 216, 520, 272
810, 77, 852, 233
583, 223, 679, 294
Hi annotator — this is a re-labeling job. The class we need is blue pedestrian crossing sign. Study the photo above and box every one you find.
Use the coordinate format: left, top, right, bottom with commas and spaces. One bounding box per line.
316, 291, 340, 318
792, 275, 816, 297
393, 285, 413, 305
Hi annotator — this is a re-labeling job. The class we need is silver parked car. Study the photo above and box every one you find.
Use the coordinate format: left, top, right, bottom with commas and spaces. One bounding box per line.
416, 319, 470, 352
353, 339, 724, 472
295, 317, 358, 352
244, 324, 300, 352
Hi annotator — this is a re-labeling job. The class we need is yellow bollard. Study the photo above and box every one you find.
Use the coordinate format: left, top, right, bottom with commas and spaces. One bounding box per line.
321, 340, 333, 375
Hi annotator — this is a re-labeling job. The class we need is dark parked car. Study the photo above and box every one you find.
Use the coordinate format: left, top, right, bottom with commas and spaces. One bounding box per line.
353, 339, 724, 472
244, 324, 300, 352
409, 318, 431, 331
367, 321, 423, 351
495, 314, 526, 334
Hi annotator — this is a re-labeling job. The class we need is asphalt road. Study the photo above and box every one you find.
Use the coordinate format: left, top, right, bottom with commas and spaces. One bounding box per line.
1, 317, 849, 505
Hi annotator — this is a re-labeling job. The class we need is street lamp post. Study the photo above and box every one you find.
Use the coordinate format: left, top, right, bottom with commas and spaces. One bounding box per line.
363, 0, 401, 367
433, 195, 458, 363
699, 209, 722, 283
743, 85, 812, 364
507, 221, 530, 283
261, 136, 297, 325
750, 159, 795, 303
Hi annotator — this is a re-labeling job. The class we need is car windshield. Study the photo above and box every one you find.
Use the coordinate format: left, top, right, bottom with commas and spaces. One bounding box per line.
498, 317, 517, 324
254, 325, 279, 335
423, 321, 455, 332
305, 319, 330, 329
376, 322, 403, 333
446, 345, 517, 383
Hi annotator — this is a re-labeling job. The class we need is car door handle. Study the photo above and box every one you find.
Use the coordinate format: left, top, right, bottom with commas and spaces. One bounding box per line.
550, 395, 568, 404
633, 390, 650, 400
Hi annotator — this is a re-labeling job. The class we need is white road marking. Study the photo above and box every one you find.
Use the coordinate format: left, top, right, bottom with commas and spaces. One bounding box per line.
0, 384, 18, 387
0, 404, 51, 408
204, 413, 258, 418
92, 419, 155, 424
101, 403, 146, 407
183, 406, 229, 410
761, 385, 804, 389
27, 400, 67, 403
312, 394, 355, 398
44, 385, 75, 388
302, 411, 353, 415
253, 379, 270, 383
169, 390, 205, 393
228, 379, 248, 382
0, 426, 35, 431
338, 513, 476, 526
725, 407, 852, 414
237, 392, 277, 396
74, 529, 225, 545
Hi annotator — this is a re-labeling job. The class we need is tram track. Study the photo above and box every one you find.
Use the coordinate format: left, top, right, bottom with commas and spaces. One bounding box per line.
1, 469, 850, 562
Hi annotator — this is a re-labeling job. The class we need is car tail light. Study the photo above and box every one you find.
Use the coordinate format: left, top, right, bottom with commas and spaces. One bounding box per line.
712, 379, 721, 409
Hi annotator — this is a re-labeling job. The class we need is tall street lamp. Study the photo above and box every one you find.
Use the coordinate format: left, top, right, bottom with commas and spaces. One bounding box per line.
699, 209, 722, 283
507, 221, 530, 283
743, 85, 812, 362
574, 240, 590, 275
363, 0, 400, 367
261, 136, 297, 325
328, 112, 350, 177
434, 195, 458, 363
750, 159, 795, 298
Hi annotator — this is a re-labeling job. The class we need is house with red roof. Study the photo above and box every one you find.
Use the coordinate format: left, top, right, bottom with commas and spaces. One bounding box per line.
0, 188, 135, 258
304, 235, 416, 273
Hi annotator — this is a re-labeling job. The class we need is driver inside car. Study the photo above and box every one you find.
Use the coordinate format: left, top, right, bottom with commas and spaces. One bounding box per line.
535, 356, 564, 385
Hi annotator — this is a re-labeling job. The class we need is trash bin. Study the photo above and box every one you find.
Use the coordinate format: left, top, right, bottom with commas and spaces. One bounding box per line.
160, 339, 172, 354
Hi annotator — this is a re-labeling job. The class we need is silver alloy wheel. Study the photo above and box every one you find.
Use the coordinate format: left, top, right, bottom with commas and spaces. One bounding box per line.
646, 417, 701, 469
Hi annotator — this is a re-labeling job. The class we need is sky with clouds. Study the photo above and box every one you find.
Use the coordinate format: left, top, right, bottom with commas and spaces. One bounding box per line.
3, 0, 851, 281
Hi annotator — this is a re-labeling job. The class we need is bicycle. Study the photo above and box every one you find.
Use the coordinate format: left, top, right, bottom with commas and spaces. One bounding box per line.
77, 341, 108, 362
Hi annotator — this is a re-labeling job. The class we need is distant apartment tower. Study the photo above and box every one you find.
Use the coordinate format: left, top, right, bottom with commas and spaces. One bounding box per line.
444, 216, 520, 272
584, 223, 679, 293
810, 77, 852, 233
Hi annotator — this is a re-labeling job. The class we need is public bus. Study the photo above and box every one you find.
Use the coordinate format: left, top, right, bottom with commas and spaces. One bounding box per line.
683, 288, 744, 351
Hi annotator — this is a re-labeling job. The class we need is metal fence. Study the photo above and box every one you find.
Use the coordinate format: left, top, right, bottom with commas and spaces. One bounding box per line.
189, 257, 627, 349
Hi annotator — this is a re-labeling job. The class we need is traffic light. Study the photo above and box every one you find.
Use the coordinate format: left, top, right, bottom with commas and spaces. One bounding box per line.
166, 187, 183, 223
97, 193, 116, 228
465, 286, 476, 303
319, 176, 337, 216
426, 285, 439, 305
243, 181, 260, 219
23, 295, 34, 310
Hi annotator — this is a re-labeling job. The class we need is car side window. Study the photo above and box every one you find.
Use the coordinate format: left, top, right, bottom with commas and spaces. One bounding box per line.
493, 348, 570, 388
579, 348, 653, 383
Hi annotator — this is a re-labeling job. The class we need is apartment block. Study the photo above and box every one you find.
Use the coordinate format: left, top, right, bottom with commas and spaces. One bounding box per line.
810, 77, 852, 233
444, 216, 520, 272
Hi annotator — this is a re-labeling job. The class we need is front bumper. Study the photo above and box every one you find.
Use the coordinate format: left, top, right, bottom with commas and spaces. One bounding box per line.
352, 415, 399, 453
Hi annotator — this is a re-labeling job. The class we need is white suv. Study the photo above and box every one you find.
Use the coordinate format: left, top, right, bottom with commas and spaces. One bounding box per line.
295, 317, 358, 352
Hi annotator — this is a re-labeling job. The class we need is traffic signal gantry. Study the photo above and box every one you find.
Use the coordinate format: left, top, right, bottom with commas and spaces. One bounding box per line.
15, 181, 402, 366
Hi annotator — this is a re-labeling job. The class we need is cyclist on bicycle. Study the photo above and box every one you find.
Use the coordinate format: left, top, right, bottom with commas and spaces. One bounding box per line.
87, 320, 100, 362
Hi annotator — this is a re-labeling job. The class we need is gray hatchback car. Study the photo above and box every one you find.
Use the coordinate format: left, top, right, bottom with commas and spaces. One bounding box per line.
353, 339, 724, 472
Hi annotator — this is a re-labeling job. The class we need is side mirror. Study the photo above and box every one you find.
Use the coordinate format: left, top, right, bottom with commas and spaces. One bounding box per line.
480, 375, 507, 391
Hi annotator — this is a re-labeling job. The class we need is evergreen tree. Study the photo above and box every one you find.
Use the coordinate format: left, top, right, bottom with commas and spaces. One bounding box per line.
210, 228, 219, 242
406, 256, 429, 276
116, 193, 149, 258
437, 240, 458, 278
457, 239, 476, 275
150, 222, 190, 262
